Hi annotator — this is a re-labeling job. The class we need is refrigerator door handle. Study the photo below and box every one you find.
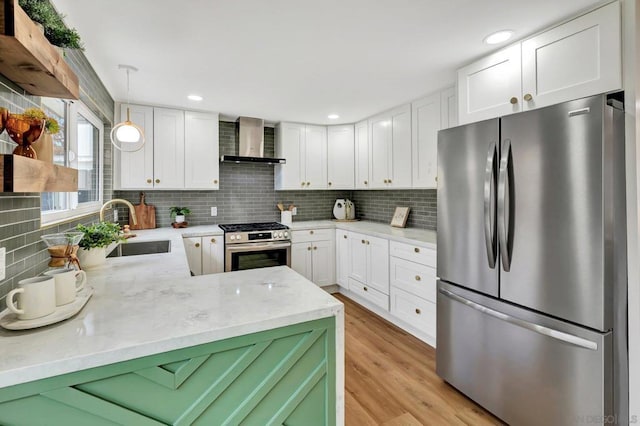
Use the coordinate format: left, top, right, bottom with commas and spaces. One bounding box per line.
483, 141, 497, 268
498, 139, 512, 271
438, 288, 599, 351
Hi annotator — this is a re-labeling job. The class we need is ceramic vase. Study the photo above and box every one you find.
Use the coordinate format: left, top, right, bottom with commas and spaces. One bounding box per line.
77, 247, 106, 269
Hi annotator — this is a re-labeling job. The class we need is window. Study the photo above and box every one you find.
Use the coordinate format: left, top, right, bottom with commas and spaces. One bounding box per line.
41, 100, 104, 225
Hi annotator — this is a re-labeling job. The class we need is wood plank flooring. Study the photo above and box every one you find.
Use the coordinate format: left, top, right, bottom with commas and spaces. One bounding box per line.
335, 293, 503, 426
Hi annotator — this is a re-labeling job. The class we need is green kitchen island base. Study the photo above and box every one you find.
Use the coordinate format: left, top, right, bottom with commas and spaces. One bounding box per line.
0, 317, 335, 426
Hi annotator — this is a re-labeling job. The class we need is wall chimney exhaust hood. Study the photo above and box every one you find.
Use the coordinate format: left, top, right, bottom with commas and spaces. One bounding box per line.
220, 117, 286, 165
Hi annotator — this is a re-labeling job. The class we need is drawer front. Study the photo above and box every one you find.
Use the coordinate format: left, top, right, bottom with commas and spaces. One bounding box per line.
349, 278, 389, 310
389, 241, 436, 266
390, 287, 436, 338
390, 257, 436, 302
292, 229, 334, 243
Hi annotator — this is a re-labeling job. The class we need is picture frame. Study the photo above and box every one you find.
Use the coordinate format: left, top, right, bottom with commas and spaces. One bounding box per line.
390, 207, 410, 228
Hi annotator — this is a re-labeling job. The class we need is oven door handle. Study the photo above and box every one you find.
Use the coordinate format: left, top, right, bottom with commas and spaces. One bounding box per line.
226, 241, 292, 253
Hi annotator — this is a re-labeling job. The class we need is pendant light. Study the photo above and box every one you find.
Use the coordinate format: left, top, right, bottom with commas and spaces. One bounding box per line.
110, 64, 145, 152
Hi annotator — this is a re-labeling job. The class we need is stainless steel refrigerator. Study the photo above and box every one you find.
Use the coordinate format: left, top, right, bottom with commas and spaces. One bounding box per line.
436, 94, 628, 425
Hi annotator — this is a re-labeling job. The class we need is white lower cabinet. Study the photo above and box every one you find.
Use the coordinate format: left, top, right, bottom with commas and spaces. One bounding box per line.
335, 229, 350, 288
348, 232, 389, 295
291, 229, 335, 286
183, 235, 224, 276
390, 287, 437, 339
349, 278, 388, 310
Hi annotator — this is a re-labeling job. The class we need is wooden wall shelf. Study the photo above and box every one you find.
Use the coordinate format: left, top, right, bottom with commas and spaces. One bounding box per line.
0, 0, 79, 99
1, 155, 78, 192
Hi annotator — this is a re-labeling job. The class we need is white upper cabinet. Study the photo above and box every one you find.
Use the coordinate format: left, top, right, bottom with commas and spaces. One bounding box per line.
369, 104, 412, 189
440, 87, 458, 129
411, 93, 440, 189
116, 104, 219, 190
458, 2, 621, 125
184, 111, 219, 189
458, 44, 522, 124
117, 104, 154, 190
354, 120, 370, 190
521, 1, 621, 111
275, 123, 327, 190
327, 125, 355, 189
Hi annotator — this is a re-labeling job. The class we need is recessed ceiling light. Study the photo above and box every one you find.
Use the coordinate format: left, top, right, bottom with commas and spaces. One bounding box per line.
483, 30, 514, 45
328, 114, 339, 120
187, 94, 203, 101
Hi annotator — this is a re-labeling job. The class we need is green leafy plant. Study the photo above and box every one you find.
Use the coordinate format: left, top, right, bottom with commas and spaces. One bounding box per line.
21, 107, 60, 134
169, 207, 191, 217
76, 222, 124, 249
18, 0, 83, 50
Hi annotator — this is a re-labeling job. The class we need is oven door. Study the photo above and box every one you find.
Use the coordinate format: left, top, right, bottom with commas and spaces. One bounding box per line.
225, 241, 292, 272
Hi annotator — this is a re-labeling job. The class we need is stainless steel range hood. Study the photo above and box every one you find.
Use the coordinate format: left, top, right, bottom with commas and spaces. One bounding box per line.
220, 117, 286, 165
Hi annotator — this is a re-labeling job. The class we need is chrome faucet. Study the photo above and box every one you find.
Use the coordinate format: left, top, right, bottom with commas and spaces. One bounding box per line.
99, 199, 138, 225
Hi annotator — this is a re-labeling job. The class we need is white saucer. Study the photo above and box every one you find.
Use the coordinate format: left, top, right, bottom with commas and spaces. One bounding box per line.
0, 286, 94, 330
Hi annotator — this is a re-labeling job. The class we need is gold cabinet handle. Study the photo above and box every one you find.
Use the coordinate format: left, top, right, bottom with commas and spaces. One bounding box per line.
310, 230, 314, 235
313, 246, 317, 250
211, 238, 216, 243
195, 243, 200, 248
523, 93, 533, 102
364, 287, 368, 292
414, 247, 420, 253
155, 179, 160, 184
364, 180, 368, 185
415, 308, 421, 315
146, 179, 152, 184
415, 275, 421, 281
510, 97, 518, 105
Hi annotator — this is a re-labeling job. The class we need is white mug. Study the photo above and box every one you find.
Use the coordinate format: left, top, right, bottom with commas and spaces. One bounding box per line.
43, 268, 87, 306
6, 276, 56, 320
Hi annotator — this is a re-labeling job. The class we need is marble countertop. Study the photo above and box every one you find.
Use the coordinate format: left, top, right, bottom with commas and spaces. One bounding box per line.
287, 220, 437, 247
0, 222, 342, 389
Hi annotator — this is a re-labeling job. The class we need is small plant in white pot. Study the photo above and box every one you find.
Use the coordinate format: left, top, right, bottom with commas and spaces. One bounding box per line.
76, 222, 124, 269
170, 207, 191, 224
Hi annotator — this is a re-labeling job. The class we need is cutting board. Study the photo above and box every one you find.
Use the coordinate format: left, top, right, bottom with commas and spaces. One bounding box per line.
130, 192, 156, 230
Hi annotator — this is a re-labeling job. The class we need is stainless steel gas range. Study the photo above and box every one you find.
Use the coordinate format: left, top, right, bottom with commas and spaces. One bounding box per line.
219, 222, 291, 272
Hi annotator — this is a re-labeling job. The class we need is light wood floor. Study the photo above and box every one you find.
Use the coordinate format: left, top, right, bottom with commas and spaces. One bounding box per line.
335, 293, 503, 426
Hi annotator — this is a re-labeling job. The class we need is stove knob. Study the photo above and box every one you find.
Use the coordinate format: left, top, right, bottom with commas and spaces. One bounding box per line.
284, 231, 289, 238
279, 232, 283, 238
236, 234, 242, 240
230, 235, 235, 241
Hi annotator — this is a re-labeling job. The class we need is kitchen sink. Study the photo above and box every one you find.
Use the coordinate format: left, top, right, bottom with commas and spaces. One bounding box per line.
107, 240, 171, 257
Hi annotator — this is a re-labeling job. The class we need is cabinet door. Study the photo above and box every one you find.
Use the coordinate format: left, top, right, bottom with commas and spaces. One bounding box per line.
458, 43, 522, 124
521, 1, 621, 111
335, 230, 350, 288
440, 86, 457, 129
183, 237, 202, 276
412, 94, 440, 189
369, 115, 391, 188
118, 104, 154, 189
184, 112, 219, 189
153, 108, 185, 189
304, 125, 327, 189
312, 239, 335, 286
389, 104, 412, 188
275, 123, 305, 190
354, 120, 370, 189
327, 125, 354, 189
291, 242, 313, 281
202, 235, 224, 275
367, 235, 389, 295
349, 233, 368, 283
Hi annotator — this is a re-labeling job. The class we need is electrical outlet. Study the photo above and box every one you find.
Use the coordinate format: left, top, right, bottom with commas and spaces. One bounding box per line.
292, 207, 297, 215
0, 247, 5, 281
211, 207, 218, 216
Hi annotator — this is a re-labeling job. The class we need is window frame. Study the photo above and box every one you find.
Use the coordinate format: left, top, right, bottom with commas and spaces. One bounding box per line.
41, 100, 104, 226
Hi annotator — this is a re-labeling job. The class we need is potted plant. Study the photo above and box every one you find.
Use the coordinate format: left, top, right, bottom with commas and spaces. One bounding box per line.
75, 222, 124, 269
170, 207, 191, 224
18, 0, 83, 51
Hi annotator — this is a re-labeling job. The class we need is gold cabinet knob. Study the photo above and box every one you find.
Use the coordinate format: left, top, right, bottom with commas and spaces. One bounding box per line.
415, 275, 421, 281
523, 93, 533, 102
361, 239, 366, 244
195, 243, 200, 248
307, 182, 311, 186
388, 179, 392, 184
307, 246, 311, 251
414, 247, 420, 253
343, 235, 347, 239
313, 246, 317, 250
214, 179, 218, 184
155, 179, 160, 184
383, 179, 388, 183
415, 308, 421, 315
211, 238, 216, 243
364, 287, 368, 292
146, 179, 152, 184
310, 230, 314, 235
510, 97, 518, 105
366, 240, 370, 245
328, 182, 332, 186
364, 180, 368, 185
301, 182, 305, 186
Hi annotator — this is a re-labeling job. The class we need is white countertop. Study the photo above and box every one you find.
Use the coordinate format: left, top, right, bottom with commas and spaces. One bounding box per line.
0, 223, 343, 389
288, 220, 437, 247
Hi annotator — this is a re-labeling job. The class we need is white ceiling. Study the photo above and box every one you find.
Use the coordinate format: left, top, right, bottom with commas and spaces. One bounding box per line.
50, 0, 604, 125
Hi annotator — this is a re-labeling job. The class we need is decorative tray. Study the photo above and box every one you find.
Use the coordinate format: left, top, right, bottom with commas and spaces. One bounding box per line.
0, 286, 94, 331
